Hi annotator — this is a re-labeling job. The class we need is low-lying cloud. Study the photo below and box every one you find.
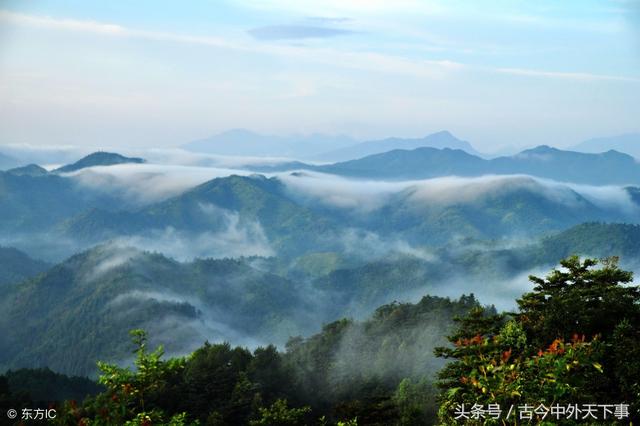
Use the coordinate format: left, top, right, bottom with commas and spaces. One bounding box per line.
66, 163, 252, 205
112, 212, 274, 261
277, 171, 640, 215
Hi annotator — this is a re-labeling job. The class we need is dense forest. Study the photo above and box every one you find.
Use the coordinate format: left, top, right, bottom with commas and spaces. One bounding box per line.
2, 256, 637, 425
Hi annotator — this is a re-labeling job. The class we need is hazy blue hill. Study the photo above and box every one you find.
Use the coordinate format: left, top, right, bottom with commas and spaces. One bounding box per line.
183, 129, 356, 159
5, 164, 48, 177
318, 147, 484, 179
54, 152, 145, 174
0, 245, 313, 376
0, 170, 119, 233
0, 246, 49, 288
490, 145, 640, 184
315, 130, 481, 161
307, 145, 640, 184
572, 133, 640, 158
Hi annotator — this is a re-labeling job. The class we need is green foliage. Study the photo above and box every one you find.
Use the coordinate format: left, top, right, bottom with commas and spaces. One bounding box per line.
46, 294, 481, 425
248, 399, 310, 426
55, 330, 194, 425
0, 246, 49, 288
435, 256, 640, 424
284, 295, 480, 415
0, 246, 309, 376
393, 378, 437, 425
3, 367, 102, 402
518, 256, 638, 344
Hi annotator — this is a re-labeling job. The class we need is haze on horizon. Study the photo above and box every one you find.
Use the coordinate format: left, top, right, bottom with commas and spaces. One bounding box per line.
0, 0, 639, 153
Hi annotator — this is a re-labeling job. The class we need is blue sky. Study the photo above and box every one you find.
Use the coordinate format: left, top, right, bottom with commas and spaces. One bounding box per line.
0, 0, 638, 151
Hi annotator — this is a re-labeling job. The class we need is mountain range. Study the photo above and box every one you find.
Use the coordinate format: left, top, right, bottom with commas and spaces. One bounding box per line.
2, 147, 640, 262
312, 130, 481, 161
183, 129, 481, 160
252, 145, 640, 185
2, 144, 640, 378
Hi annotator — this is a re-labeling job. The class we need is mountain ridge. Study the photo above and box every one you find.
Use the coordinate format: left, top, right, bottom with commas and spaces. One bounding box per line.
54, 152, 145, 174
254, 144, 640, 185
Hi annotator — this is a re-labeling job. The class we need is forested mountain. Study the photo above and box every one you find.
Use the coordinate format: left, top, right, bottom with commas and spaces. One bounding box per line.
54, 152, 145, 173
59, 175, 341, 258
5, 256, 640, 424
2, 147, 640, 423
54, 172, 640, 261
0, 246, 49, 288
36, 294, 481, 425
3, 221, 640, 379
2, 368, 102, 403
0, 244, 317, 376
2, 150, 640, 262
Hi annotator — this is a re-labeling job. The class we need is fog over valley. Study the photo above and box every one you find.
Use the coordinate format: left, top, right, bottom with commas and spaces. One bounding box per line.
2, 139, 640, 379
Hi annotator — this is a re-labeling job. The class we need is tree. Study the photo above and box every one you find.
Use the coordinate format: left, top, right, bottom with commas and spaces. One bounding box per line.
248, 399, 310, 426
518, 256, 640, 419
435, 257, 639, 424
54, 329, 194, 425
517, 256, 639, 346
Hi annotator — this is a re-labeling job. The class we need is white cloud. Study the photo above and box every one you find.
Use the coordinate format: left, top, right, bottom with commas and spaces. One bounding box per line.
112, 214, 274, 261
0, 10, 234, 49
2, 9, 632, 84
82, 245, 142, 282
494, 66, 640, 83
66, 163, 252, 204
277, 171, 640, 215
277, 170, 407, 212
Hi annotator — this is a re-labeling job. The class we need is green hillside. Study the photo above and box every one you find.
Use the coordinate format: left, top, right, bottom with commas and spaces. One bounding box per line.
0, 246, 49, 288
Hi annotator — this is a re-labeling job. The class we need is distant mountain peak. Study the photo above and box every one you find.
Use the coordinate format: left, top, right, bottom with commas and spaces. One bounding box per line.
54, 152, 145, 174
427, 130, 456, 139
183, 129, 357, 159
521, 145, 558, 154
315, 130, 480, 161
6, 164, 49, 177
572, 133, 640, 159
601, 149, 631, 158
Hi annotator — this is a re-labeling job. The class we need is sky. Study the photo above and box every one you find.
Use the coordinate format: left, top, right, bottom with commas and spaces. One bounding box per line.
0, 0, 639, 152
